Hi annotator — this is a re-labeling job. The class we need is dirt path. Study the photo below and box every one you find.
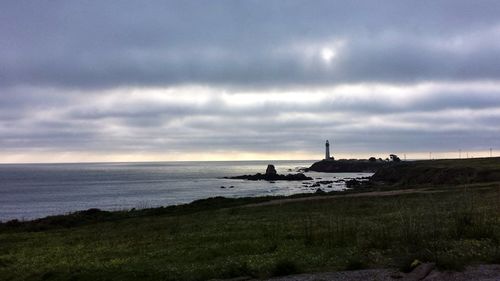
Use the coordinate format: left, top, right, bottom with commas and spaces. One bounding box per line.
245, 188, 442, 208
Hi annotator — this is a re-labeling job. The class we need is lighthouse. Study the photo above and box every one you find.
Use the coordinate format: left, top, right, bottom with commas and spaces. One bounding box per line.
325, 140, 330, 159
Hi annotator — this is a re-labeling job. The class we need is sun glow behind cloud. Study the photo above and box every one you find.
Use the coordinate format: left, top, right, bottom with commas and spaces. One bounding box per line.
321, 47, 336, 63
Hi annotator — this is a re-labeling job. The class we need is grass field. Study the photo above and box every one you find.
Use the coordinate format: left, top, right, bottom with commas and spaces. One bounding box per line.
371, 157, 500, 186
1, 181, 499, 281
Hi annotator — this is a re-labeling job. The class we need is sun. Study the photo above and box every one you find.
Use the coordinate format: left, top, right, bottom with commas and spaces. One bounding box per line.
320, 47, 336, 63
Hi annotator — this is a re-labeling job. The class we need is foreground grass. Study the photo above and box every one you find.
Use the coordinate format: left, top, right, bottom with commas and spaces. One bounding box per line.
0, 184, 499, 281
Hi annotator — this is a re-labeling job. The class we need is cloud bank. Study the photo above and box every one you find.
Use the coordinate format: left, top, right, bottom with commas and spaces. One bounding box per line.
1, 1, 500, 162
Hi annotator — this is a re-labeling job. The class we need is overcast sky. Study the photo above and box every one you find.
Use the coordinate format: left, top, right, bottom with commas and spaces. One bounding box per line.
1, 0, 500, 162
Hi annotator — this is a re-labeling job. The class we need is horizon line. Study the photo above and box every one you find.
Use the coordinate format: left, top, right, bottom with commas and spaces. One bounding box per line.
1, 155, 498, 165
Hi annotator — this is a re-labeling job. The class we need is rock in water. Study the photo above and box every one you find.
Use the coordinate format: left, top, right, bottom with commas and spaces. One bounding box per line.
315, 188, 326, 194
266, 164, 277, 175
226, 164, 313, 181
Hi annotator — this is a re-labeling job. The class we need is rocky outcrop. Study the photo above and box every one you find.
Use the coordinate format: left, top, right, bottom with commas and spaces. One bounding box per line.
265, 164, 277, 175
306, 159, 388, 173
228, 173, 312, 181
345, 178, 362, 188
227, 164, 313, 181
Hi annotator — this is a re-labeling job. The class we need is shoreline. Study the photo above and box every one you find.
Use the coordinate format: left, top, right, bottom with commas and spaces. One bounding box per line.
1, 180, 498, 280
0, 186, 367, 226
3, 155, 500, 223
2, 179, 491, 227
0, 164, 372, 222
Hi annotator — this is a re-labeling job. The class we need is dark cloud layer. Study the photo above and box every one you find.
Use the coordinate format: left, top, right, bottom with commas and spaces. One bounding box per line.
2, 1, 500, 89
1, 1, 500, 161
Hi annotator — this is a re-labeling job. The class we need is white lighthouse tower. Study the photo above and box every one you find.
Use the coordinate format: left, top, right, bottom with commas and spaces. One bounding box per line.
325, 140, 330, 159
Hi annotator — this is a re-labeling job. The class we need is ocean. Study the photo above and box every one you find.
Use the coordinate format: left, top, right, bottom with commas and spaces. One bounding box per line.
0, 160, 372, 221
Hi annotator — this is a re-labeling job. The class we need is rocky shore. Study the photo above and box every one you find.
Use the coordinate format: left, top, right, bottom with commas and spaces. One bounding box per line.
227, 164, 313, 181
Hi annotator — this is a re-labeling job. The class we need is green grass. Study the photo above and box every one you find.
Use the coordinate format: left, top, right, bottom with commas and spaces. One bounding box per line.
0, 184, 499, 281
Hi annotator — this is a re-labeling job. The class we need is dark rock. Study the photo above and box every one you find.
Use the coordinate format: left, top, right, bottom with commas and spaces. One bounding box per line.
266, 164, 277, 175
229, 186, 234, 188
228, 165, 313, 181
220, 186, 226, 189
345, 179, 361, 188
315, 188, 326, 194
317, 180, 334, 185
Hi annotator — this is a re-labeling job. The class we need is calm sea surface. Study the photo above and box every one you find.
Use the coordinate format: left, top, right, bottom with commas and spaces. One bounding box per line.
0, 160, 371, 221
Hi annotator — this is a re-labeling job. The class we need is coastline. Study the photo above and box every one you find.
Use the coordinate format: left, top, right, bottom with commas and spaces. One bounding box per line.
1, 157, 499, 280
0, 160, 372, 221
1, 180, 499, 281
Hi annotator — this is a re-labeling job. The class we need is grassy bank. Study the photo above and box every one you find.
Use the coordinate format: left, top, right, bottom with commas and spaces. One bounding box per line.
372, 157, 500, 185
0, 182, 499, 280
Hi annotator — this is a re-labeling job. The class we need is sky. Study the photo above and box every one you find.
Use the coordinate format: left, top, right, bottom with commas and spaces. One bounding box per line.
1, 0, 500, 163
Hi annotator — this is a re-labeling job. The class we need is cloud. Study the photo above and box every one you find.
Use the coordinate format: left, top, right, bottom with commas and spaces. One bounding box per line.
1, 1, 500, 161
1, 82, 499, 160
2, 1, 500, 89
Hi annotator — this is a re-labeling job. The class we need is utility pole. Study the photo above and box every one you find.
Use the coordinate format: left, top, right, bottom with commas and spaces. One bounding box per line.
459, 149, 461, 159
490, 148, 493, 157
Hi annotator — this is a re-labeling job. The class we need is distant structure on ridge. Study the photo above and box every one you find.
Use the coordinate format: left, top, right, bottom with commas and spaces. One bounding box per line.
325, 140, 334, 160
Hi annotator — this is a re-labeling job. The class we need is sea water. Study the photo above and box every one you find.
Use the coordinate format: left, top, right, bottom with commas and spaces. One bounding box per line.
0, 160, 372, 221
